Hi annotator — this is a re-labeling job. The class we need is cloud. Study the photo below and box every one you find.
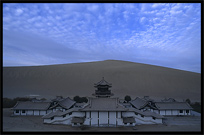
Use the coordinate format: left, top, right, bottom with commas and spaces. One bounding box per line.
3, 29, 81, 64
140, 17, 146, 24
140, 3, 152, 11
3, 3, 201, 73
152, 3, 165, 8
87, 4, 99, 12
15, 8, 23, 15
123, 10, 129, 21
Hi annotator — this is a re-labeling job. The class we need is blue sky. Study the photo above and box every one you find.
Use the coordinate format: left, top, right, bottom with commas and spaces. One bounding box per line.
3, 3, 201, 73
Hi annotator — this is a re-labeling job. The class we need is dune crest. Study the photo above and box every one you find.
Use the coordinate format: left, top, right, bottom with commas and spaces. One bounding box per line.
3, 60, 201, 102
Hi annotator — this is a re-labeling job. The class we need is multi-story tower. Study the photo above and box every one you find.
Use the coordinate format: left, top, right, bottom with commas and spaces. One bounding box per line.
92, 77, 114, 97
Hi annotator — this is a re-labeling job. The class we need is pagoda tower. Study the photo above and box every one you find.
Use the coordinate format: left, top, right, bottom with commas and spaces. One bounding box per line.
92, 77, 114, 98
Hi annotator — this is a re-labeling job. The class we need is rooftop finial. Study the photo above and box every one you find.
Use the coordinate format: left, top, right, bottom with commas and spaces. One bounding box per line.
102, 77, 104, 80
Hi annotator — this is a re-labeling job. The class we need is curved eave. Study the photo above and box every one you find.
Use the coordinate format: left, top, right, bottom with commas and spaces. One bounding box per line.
80, 108, 129, 111
94, 85, 112, 87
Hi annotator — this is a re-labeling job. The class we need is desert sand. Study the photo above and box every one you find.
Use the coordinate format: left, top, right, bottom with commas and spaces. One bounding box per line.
3, 60, 201, 102
3, 109, 201, 132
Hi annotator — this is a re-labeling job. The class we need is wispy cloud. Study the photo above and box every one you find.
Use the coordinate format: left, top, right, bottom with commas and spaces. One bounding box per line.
3, 3, 201, 73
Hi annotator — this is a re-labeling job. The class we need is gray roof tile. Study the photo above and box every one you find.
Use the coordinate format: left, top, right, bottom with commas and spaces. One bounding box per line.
42, 108, 79, 118
128, 108, 164, 118
155, 102, 193, 110
50, 97, 76, 109
94, 77, 112, 86
129, 97, 148, 109
81, 97, 128, 111
58, 97, 76, 109
12, 101, 51, 110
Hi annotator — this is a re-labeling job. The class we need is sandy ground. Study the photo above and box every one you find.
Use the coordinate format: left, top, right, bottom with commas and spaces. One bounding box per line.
3, 108, 201, 132
3, 60, 201, 102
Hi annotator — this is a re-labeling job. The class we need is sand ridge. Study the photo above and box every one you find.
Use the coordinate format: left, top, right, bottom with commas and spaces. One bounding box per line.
3, 60, 201, 102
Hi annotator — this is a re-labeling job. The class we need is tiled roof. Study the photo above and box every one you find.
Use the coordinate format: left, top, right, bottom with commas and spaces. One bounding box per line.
128, 108, 164, 118
58, 97, 76, 109
80, 97, 128, 111
155, 102, 193, 110
42, 108, 79, 118
94, 77, 112, 86
50, 97, 76, 109
12, 101, 50, 110
129, 97, 148, 109
123, 117, 136, 123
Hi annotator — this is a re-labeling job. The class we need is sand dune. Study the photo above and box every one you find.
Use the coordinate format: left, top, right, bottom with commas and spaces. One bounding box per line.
3, 60, 201, 102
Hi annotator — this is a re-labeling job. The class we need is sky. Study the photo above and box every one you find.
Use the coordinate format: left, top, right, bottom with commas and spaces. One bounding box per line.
3, 3, 201, 73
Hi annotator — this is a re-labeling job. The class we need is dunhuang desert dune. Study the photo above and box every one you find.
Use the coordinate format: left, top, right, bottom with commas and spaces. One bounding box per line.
3, 60, 201, 102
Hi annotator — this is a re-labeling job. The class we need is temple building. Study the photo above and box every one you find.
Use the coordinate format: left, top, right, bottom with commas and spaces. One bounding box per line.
42, 78, 164, 126
12, 101, 51, 116
92, 77, 114, 97
12, 78, 193, 127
